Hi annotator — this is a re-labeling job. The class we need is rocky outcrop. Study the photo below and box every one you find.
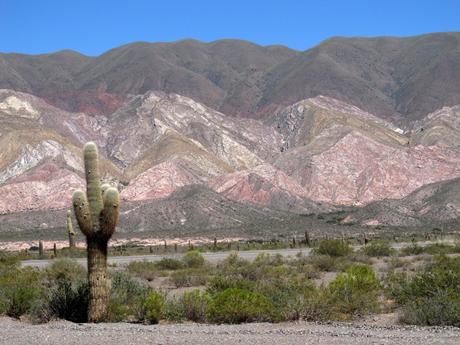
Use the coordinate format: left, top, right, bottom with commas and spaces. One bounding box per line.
276, 131, 460, 205
121, 161, 201, 201
0, 162, 84, 214
209, 164, 330, 213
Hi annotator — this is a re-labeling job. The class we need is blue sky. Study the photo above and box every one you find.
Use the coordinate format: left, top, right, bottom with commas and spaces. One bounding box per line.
2, 0, 459, 55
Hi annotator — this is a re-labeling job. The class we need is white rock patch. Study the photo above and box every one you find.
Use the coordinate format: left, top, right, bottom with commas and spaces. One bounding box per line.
0, 96, 39, 118
0, 140, 82, 184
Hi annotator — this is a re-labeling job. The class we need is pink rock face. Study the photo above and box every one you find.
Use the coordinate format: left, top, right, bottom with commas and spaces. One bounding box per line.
207, 164, 329, 213
210, 164, 308, 203
0, 163, 84, 214
304, 132, 460, 205
121, 161, 200, 201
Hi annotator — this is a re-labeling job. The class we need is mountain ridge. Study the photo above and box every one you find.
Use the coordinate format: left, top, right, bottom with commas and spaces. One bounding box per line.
1, 33, 459, 120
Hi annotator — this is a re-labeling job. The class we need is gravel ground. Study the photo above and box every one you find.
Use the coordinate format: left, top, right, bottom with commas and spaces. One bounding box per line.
2, 318, 459, 345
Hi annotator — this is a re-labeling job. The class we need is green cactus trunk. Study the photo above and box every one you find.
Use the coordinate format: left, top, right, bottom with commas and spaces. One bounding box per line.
87, 238, 109, 320
67, 210, 76, 248
72, 142, 120, 322
38, 240, 44, 258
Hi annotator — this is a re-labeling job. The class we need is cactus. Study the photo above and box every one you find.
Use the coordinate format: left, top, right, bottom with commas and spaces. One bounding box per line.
305, 230, 311, 247
38, 240, 44, 258
67, 210, 76, 248
72, 142, 120, 322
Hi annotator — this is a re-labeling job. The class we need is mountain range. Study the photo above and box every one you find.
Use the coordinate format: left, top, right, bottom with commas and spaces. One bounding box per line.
0, 32, 459, 238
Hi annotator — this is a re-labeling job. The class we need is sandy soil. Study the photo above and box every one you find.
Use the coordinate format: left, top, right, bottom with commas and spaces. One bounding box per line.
1, 317, 459, 345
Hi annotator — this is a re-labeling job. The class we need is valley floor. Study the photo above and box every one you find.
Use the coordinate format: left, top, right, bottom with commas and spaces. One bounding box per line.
2, 317, 459, 345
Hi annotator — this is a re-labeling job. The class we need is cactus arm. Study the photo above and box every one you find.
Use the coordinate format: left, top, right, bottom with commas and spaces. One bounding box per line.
83, 142, 104, 230
72, 190, 92, 237
100, 187, 120, 239
67, 210, 76, 236
101, 183, 111, 196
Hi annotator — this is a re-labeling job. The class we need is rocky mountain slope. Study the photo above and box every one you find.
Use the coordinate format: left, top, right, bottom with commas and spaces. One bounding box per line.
345, 177, 460, 228
0, 33, 459, 236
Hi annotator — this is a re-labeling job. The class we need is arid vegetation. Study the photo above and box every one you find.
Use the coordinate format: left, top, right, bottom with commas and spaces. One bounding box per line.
2, 239, 460, 327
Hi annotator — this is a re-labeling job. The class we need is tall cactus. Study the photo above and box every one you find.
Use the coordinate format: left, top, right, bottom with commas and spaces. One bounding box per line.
38, 240, 44, 258
72, 142, 120, 322
66, 210, 76, 248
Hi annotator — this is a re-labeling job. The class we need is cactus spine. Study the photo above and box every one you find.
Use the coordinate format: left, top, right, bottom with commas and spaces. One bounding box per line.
72, 142, 120, 322
67, 210, 76, 248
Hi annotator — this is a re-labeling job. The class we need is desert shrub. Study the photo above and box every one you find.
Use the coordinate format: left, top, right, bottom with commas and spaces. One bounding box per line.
385, 256, 407, 269
0, 252, 20, 273
421, 243, 460, 255
207, 275, 256, 294
400, 244, 425, 256
44, 258, 86, 283
126, 260, 157, 281
290, 256, 321, 279
207, 288, 275, 324
363, 241, 395, 257
163, 298, 184, 322
254, 275, 314, 321
314, 239, 352, 257
401, 293, 460, 326
219, 251, 249, 269
47, 278, 88, 323
0, 267, 43, 318
328, 264, 380, 318
182, 251, 205, 268
180, 289, 210, 322
107, 272, 151, 322
142, 291, 165, 324
170, 268, 209, 288
155, 258, 184, 270
392, 256, 460, 326
307, 254, 338, 272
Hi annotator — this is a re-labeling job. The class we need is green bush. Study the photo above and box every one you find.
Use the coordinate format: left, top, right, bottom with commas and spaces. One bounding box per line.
126, 260, 157, 281
0, 267, 43, 318
363, 241, 394, 257
155, 258, 184, 270
180, 289, 209, 322
170, 268, 209, 288
400, 244, 425, 256
107, 272, 151, 322
401, 293, 460, 326
314, 239, 352, 257
207, 288, 275, 324
391, 256, 460, 326
44, 258, 86, 283
0, 252, 20, 274
163, 298, 184, 322
207, 275, 255, 294
328, 265, 380, 318
142, 292, 165, 324
255, 276, 314, 321
307, 254, 338, 272
182, 251, 205, 268
47, 278, 88, 323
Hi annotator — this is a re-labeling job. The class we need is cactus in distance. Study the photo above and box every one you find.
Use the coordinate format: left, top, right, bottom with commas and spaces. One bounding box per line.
66, 210, 76, 248
72, 142, 120, 322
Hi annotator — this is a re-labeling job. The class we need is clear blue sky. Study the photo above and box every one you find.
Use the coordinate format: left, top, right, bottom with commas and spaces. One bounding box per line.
2, 0, 459, 55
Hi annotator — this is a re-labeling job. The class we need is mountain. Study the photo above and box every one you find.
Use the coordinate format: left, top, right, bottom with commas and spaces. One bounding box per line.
260, 33, 460, 121
0, 33, 459, 237
344, 177, 460, 228
1, 33, 459, 121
